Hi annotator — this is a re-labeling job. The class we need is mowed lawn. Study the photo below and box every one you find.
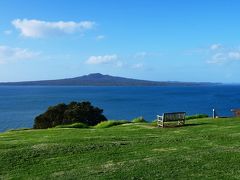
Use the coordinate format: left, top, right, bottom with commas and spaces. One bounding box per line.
1, 118, 240, 179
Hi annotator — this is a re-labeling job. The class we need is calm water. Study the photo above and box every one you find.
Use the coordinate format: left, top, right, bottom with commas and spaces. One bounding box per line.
0, 85, 240, 132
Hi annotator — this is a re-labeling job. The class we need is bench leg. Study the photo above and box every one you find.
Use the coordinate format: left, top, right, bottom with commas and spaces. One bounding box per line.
157, 120, 164, 128
178, 120, 185, 126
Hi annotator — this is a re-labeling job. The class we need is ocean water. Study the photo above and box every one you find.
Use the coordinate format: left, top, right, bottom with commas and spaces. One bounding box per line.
0, 85, 240, 132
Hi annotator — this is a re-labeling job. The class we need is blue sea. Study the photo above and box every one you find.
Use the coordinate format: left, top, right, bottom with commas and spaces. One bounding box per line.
0, 85, 240, 132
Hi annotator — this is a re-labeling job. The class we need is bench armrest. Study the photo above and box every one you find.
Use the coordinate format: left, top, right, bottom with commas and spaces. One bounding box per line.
157, 115, 163, 121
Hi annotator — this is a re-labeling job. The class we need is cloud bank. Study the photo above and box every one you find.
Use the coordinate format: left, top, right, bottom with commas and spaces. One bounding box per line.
96, 35, 105, 40
210, 44, 222, 51
0, 45, 39, 63
207, 44, 240, 64
12, 19, 95, 38
86, 54, 118, 65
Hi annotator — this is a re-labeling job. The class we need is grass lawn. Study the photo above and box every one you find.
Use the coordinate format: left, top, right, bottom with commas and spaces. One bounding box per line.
1, 118, 240, 179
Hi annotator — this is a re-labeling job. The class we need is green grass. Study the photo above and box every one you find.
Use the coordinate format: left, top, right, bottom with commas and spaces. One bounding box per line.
1, 118, 240, 179
132, 116, 147, 123
95, 120, 130, 128
55, 122, 88, 129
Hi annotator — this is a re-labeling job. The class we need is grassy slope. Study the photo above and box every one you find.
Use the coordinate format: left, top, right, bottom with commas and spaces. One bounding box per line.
1, 118, 240, 179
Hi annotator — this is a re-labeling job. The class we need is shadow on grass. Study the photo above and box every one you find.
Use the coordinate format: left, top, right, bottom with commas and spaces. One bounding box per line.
184, 122, 209, 127
160, 122, 209, 128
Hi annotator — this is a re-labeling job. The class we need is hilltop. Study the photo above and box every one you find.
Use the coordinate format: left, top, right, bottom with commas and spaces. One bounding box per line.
1, 117, 240, 179
0, 73, 217, 86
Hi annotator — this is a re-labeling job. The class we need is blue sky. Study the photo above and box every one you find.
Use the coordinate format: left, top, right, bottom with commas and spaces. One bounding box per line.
0, 0, 240, 83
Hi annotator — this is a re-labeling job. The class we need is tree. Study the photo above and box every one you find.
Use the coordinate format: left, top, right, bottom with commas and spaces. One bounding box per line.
33, 101, 107, 129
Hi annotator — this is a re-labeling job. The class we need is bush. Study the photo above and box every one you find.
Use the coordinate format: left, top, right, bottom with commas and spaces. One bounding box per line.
55, 123, 88, 129
151, 119, 158, 127
95, 120, 130, 128
132, 116, 147, 123
186, 114, 209, 120
33, 101, 107, 129
34, 103, 67, 129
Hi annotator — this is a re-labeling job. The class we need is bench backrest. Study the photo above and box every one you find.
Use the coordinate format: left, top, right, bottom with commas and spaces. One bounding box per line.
163, 112, 186, 121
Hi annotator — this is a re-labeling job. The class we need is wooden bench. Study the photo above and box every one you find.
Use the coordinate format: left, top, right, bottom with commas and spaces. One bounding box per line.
157, 112, 186, 128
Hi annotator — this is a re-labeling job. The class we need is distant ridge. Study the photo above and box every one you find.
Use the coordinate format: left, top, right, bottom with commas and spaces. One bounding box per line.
0, 73, 218, 86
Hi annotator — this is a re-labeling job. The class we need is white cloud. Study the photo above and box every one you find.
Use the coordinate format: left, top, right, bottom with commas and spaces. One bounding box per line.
0, 45, 40, 63
116, 61, 123, 67
132, 63, 143, 68
96, 35, 105, 40
85, 54, 118, 65
207, 53, 226, 64
207, 51, 240, 64
210, 44, 222, 50
12, 19, 95, 38
197, 43, 240, 64
228, 52, 240, 60
185, 44, 223, 56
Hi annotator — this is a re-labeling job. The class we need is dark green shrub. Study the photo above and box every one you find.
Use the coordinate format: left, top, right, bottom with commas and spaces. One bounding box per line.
186, 114, 209, 120
34, 103, 67, 129
132, 116, 147, 123
33, 101, 107, 129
